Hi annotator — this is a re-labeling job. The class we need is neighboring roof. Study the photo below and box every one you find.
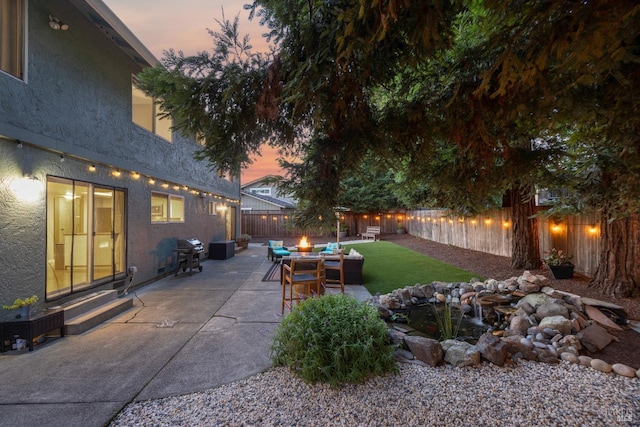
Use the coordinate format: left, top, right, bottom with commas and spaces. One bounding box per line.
241, 175, 280, 189
70, 0, 159, 68
241, 191, 296, 209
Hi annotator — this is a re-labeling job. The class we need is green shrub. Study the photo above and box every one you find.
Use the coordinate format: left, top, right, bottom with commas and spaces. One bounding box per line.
271, 293, 398, 387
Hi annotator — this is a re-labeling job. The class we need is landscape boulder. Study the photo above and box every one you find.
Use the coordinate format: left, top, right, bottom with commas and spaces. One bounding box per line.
403, 336, 443, 367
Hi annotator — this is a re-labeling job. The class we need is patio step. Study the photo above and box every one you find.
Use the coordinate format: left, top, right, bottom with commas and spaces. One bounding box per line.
60, 290, 133, 335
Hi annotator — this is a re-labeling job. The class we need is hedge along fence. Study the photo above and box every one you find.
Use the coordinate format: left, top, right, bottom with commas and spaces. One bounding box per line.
405, 208, 602, 277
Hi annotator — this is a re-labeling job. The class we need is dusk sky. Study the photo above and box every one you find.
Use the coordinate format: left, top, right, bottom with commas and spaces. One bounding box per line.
104, 0, 281, 184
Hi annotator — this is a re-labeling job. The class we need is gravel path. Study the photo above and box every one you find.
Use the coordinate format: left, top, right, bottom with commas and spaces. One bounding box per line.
111, 234, 640, 426
111, 362, 639, 426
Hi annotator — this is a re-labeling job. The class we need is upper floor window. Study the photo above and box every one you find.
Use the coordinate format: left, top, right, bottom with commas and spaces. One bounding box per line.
132, 77, 173, 142
0, 0, 24, 80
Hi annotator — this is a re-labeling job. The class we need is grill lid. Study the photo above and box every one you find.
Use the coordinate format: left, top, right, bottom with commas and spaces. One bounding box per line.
177, 238, 204, 252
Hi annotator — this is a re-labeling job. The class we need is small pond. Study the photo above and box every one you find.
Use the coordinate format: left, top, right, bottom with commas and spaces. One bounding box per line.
404, 303, 490, 343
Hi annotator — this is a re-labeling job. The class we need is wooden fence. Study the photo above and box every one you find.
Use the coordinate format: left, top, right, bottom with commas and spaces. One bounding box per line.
241, 210, 324, 237
241, 210, 409, 237
405, 208, 601, 277
241, 208, 605, 277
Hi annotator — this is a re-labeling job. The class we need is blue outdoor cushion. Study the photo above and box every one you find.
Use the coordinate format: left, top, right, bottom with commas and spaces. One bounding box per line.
269, 240, 285, 249
320, 242, 341, 254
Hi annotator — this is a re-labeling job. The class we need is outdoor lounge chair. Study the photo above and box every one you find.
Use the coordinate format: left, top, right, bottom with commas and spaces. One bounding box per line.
319, 242, 341, 254
268, 240, 291, 261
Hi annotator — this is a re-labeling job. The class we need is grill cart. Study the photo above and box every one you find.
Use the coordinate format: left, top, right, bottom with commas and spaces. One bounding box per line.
175, 238, 204, 276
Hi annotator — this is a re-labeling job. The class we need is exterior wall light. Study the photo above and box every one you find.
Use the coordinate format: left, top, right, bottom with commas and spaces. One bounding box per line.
49, 15, 69, 31
10, 174, 43, 202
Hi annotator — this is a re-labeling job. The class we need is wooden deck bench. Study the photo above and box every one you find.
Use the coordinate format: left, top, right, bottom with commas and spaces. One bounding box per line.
362, 226, 381, 241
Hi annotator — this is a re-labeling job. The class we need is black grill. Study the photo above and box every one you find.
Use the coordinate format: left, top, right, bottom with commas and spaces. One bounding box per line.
175, 238, 204, 276
177, 238, 205, 254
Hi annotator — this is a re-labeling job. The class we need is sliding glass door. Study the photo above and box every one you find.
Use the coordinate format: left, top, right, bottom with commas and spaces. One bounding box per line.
46, 177, 126, 300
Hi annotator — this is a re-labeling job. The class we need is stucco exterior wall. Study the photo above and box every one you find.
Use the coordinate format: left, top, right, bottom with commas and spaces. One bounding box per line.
0, 0, 240, 316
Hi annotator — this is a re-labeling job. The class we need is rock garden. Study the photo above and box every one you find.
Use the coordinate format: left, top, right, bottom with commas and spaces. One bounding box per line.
372, 270, 640, 379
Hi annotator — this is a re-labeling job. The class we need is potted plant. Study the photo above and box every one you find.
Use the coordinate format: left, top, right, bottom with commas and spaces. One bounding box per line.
396, 221, 406, 234
543, 248, 574, 279
332, 223, 348, 238
3, 295, 38, 318
236, 234, 251, 249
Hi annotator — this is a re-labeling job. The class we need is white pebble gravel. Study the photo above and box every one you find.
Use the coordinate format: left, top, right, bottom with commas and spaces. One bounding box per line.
110, 361, 640, 426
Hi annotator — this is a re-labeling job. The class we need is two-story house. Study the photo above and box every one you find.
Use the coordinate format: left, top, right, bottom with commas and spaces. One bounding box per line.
241, 175, 296, 211
0, 0, 240, 315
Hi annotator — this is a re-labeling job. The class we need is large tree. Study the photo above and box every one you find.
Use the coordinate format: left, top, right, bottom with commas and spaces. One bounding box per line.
366, 0, 640, 291
474, 0, 640, 296
137, 0, 639, 296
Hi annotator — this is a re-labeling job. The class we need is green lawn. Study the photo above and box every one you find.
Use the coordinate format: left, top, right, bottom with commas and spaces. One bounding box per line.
342, 241, 483, 295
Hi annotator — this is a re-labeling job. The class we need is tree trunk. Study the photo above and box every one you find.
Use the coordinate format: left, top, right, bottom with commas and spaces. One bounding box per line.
590, 212, 640, 298
509, 185, 541, 269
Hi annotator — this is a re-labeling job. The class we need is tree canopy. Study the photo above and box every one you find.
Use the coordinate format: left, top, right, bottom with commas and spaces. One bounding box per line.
136, 0, 640, 296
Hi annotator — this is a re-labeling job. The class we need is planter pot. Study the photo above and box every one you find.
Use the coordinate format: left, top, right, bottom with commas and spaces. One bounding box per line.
237, 241, 249, 249
397, 228, 406, 234
18, 304, 32, 319
549, 264, 574, 280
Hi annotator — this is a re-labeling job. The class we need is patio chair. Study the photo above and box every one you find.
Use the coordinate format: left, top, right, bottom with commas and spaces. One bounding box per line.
319, 242, 341, 254
322, 252, 344, 293
268, 240, 291, 261
281, 258, 324, 313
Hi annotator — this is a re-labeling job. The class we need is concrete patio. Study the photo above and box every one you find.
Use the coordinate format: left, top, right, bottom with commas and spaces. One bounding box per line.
0, 244, 371, 427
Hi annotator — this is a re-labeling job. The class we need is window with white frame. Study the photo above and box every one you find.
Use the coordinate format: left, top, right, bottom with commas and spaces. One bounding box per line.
0, 0, 24, 80
250, 187, 271, 195
132, 77, 173, 142
151, 192, 184, 223
208, 201, 217, 215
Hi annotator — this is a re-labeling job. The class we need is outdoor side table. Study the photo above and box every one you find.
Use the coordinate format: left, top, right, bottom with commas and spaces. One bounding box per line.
0, 309, 65, 352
